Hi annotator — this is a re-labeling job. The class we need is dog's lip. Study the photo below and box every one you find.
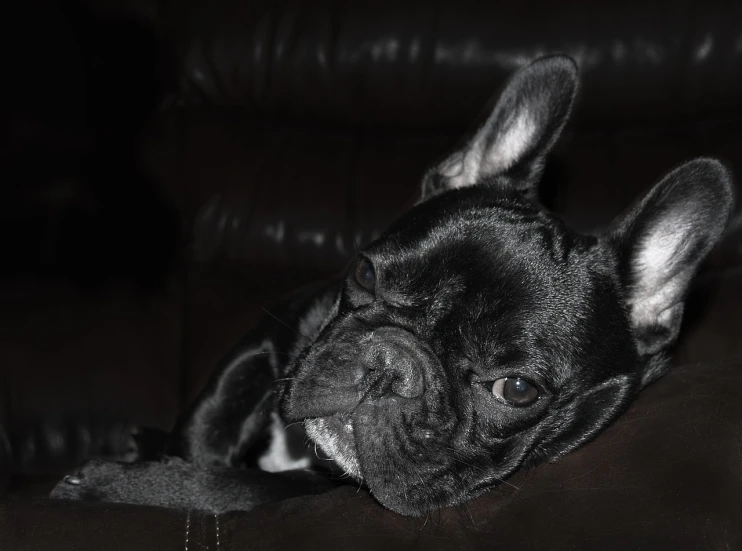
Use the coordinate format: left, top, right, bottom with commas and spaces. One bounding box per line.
318, 411, 354, 436
304, 412, 362, 478
336, 412, 354, 432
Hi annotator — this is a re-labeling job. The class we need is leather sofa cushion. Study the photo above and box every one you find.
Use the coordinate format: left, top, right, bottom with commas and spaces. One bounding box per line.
3, 357, 739, 550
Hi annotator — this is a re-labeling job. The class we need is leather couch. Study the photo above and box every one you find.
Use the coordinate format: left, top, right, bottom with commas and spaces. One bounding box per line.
1, 1, 741, 549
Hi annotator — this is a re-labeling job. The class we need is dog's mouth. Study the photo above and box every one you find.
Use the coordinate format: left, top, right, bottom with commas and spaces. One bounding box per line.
303, 398, 477, 516
304, 412, 361, 479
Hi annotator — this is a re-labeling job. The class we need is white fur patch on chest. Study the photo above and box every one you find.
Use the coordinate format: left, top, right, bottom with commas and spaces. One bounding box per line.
257, 412, 313, 472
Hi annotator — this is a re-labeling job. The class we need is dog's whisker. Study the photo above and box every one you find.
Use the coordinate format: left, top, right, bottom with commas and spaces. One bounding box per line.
261, 308, 312, 340
271, 377, 297, 383
313, 442, 321, 461
282, 420, 304, 431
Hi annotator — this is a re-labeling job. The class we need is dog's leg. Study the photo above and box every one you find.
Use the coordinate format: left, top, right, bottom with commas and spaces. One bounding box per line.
50, 456, 335, 513
51, 282, 341, 510
167, 323, 286, 468
166, 282, 340, 469
110, 322, 284, 467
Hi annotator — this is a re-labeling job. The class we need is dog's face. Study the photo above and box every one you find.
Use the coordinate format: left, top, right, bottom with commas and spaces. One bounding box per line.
282, 56, 733, 516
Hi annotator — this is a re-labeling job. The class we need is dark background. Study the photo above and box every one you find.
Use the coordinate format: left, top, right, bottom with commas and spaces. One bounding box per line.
1, 2, 742, 548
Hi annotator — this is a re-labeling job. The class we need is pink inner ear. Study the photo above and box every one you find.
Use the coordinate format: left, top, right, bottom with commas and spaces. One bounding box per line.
439, 149, 480, 189
482, 111, 536, 174
629, 215, 693, 327
423, 56, 579, 198
439, 152, 465, 179
635, 221, 687, 285
438, 110, 537, 190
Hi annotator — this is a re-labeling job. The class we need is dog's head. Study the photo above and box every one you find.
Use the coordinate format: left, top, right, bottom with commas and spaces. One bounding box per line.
282, 55, 734, 516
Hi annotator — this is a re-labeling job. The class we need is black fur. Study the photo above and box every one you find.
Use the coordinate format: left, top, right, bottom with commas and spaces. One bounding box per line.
51, 55, 734, 517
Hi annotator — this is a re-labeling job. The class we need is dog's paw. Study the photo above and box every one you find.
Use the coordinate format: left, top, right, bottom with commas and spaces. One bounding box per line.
50, 458, 128, 502
50, 457, 196, 509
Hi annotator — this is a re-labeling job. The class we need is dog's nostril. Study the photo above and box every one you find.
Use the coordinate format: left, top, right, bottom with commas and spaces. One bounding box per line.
64, 475, 82, 486
391, 370, 424, 399
362, 337, 427, 399
385, 352, 424, 399
370, 348, 391, 370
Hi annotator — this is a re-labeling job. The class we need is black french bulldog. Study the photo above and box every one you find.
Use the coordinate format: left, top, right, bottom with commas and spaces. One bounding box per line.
51, 55, 734, 517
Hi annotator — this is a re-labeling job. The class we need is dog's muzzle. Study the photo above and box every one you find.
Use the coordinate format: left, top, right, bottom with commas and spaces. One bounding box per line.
360, 327, 427, 399
283, 326, 436, 421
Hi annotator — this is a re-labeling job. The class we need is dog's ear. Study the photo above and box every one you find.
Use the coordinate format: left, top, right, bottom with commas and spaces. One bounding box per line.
421, 55, 578, 199
611, 159, 734, 362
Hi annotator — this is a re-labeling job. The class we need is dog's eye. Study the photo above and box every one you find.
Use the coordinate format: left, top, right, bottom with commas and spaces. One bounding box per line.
492, 377, 539, 407
355, 258, 376, 292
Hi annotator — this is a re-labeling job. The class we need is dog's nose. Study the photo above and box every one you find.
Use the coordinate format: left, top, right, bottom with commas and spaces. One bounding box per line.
365, 340, 425, 399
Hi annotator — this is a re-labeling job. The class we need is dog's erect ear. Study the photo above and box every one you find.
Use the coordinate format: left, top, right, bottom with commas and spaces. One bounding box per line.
421, 55, 578, 198
611, 159, 734, 361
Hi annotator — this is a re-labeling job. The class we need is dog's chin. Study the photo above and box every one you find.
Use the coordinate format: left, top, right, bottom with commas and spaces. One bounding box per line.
304, 408, 474, 517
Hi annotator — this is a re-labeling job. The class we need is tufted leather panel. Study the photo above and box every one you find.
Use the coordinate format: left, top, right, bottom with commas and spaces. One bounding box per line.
151, 0, 742, 130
